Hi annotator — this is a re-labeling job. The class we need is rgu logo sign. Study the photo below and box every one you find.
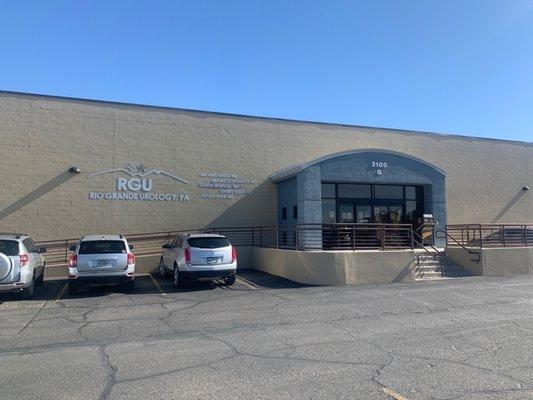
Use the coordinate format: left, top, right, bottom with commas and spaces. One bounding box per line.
116, 177, 153, 192
87, 163, 190, 202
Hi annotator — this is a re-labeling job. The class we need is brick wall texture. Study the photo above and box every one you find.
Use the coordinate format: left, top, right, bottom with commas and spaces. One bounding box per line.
0, 91, 531, 241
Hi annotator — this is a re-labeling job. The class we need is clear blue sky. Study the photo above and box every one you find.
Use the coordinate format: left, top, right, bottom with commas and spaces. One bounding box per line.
1, 1, 532, 141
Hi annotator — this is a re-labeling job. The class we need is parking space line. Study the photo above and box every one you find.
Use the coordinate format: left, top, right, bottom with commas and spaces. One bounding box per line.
383, 387, 409, 400
237, 275, 259, 289
55, 283, 67, 301
148, 274, 166, 295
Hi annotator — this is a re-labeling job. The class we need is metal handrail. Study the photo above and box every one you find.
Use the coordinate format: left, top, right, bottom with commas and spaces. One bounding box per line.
410, 230, 442, 262
445, 224, 533, 248
36, 223, 417, 266
435, 229, 481, 263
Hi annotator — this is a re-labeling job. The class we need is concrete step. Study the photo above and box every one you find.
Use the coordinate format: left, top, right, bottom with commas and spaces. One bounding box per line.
414, 251, 470, 280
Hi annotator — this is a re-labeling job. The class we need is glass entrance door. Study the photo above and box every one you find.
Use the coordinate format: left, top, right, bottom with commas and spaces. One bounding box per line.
340, 204, 401, 224
339, 204, 354, 223
355, 205, 371, 223
373, 205, 403, 223
321, 183, 424, 225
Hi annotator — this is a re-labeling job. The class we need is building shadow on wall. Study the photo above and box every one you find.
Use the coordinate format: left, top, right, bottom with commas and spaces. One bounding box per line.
491, 189, 528, 223
0, 170, 77, 222
206, 180, 276, 228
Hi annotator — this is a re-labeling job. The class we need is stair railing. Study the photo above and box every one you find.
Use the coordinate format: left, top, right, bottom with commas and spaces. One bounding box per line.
409, 229, 444, 278
435, 229, 481, 263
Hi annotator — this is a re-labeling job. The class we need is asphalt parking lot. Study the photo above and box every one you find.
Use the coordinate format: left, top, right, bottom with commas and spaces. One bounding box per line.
0, 270, 532, 400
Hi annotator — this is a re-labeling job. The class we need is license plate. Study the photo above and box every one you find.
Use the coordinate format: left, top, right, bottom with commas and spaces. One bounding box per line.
207, 257, 219, 264
96, 260, 110, 267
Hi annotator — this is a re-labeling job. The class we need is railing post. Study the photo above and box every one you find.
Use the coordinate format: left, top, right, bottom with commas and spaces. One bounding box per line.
352, 225, 355, 251
479, 226, 483, 249
524, 225, 528, 247
381, 226, 385, 250
260, 226, 263, 247
295, 225, 299, 250
251, 227, 255, 247
501, 224, 505, 247
276, 226, 279, 249
410, 228, 414, 250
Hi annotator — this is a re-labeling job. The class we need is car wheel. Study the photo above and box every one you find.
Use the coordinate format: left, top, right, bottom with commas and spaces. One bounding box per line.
68, 283, 79, 296
173, 265, 182, 288
121, 280, 135, 293
224, 275, 236, 286
36, 266, 45, 286
20, 276, 35, 299
158, 258, 166, 278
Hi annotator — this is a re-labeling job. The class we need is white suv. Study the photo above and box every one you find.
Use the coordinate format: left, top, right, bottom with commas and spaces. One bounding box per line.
159, 234, 237, 287
0, 233, 46, 299
68, 235, 135, 295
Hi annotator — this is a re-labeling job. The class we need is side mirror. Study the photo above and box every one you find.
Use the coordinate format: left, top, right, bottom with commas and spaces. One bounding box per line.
68, 245, 76, 252
129, 245, 134, 250
38, 247, 47, 253
162, 243, 170, 249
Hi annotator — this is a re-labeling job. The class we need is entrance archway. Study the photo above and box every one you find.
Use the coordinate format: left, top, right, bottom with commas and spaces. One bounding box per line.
271, 149, 446, 245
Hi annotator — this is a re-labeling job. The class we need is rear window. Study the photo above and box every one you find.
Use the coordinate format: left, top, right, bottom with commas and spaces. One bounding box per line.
187, 237, 230, 249
79, 240, 126, 254
0, 240, 19, 256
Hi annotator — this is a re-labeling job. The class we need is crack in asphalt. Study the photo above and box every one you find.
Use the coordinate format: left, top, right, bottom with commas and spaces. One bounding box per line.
98, 345, 118, 400
1, 273, 532, 400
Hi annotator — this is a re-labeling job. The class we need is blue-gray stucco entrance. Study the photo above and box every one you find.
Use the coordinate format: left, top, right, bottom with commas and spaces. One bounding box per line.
272, 149, 447, 246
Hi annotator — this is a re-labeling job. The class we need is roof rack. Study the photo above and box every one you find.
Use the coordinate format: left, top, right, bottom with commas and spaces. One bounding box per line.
0, 232, 27, 239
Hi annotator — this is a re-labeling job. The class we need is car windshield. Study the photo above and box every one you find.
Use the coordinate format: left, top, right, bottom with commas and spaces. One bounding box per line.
187, 237, 230, 249
79, 240, 126, 254
0, 240, 19, 256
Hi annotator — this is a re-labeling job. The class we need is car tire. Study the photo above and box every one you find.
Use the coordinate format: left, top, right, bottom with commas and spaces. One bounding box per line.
36, 266, 45, 286
20, 276, 35, 299
158, 258, 166, 278
68, 283, 79, 296
121, 280, 135, 293
224, 275, 236, 286
173, 265, 183, 288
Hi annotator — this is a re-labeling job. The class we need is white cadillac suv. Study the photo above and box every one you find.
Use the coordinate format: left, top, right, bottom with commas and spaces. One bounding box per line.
159, 234, 237, 287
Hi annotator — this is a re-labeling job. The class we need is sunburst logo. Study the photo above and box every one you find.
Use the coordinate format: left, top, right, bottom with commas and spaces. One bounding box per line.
88, 163, 189, 184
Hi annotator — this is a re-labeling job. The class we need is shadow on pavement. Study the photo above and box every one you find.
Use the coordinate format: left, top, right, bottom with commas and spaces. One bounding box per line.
0, 269, 304, 303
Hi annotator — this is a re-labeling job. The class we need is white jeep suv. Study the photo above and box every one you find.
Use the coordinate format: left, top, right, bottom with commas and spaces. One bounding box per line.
159, 234, 237, 287
0, 233, 46, 299
68, 235, 135, 294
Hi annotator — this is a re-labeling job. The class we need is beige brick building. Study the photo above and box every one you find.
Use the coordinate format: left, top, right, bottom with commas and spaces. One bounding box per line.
0, 91, 531, 241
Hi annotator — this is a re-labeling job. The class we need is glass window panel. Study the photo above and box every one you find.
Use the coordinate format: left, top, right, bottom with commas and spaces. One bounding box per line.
79, 241, 126, 254
405, 186, 416, 200
389, 206, 403, 224
338, 184, 371, 198
356, 206, 371, 223
322, 199, 337, 223
405, 201, 417, 220
339, 204, 354, 223
321, 183, 336, 199
374, 185, 404, 199
374, 206, 389, 223
0, 240, 19, 256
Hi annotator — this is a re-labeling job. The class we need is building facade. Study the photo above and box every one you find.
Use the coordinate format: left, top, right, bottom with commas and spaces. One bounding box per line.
0, 91, 532, 241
